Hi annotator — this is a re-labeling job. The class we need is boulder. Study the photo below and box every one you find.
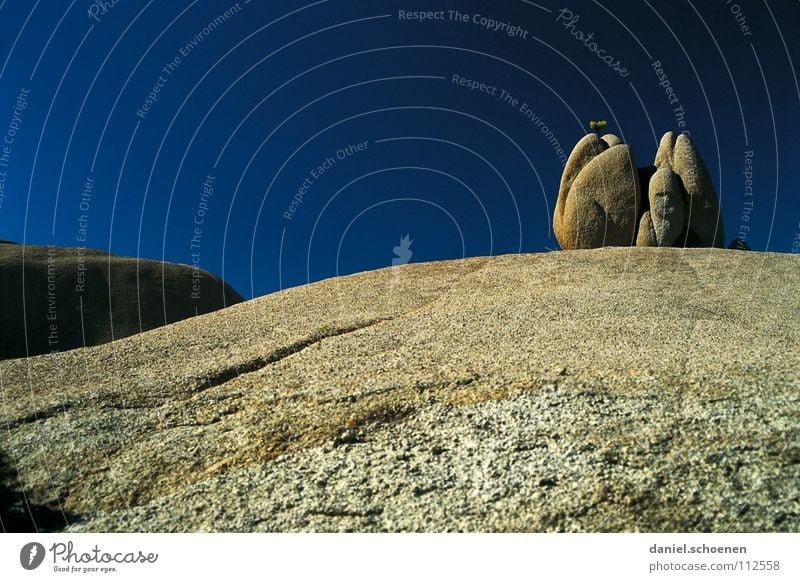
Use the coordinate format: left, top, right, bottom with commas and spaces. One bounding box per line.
647, 166, 685, 246
655, 132, 725, 247
653, 131, 677, 168
554, 134, 608, 247
0, 243, 243, 359
554, 138, 640, 249
636, 212, 657, 246
600, 133, 623, 148
557, 134, 608, 199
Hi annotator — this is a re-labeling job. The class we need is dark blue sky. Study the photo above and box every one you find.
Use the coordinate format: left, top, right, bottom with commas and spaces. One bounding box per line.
0, 0, 798, 298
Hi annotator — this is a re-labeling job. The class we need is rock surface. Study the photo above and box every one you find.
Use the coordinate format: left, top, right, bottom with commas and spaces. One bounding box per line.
0, 248, 797, 532
0, 242, 242, 359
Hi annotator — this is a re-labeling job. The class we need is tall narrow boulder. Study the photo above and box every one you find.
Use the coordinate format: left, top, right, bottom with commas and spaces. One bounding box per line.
648, 166, 685, 246
653, 132, 725, 247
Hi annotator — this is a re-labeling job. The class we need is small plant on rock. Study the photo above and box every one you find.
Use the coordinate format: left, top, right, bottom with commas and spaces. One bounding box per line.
316, 323, 335, 338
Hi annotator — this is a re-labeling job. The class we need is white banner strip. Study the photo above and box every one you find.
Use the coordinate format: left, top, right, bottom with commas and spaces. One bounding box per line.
1, 533, 797, 581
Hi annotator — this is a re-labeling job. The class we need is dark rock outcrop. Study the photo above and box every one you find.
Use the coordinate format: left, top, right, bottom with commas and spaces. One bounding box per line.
728, 238, 752, 251
0, 242, 242, 359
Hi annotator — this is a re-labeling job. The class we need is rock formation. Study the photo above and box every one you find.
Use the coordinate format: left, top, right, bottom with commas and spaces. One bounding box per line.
0, 248, 796, 532
554, 132, 725, 249
0, 242, 242, 359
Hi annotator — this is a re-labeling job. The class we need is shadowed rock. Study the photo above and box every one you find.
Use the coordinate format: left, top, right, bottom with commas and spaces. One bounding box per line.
1, 444, 78, 532
728, 238, 752, 251
0, 242, 242, 359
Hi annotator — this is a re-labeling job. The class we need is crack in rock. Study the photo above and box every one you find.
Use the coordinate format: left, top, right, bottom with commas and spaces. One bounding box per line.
307, 507, 384, 519
196, 317, 393, 391
4, 401, 75, 429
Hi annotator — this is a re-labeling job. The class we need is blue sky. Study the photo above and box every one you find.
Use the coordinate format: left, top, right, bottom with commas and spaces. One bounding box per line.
0, 0, 798, 299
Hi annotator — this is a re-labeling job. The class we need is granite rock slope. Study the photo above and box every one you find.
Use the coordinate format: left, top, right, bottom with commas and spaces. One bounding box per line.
0, 248, 797, 532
